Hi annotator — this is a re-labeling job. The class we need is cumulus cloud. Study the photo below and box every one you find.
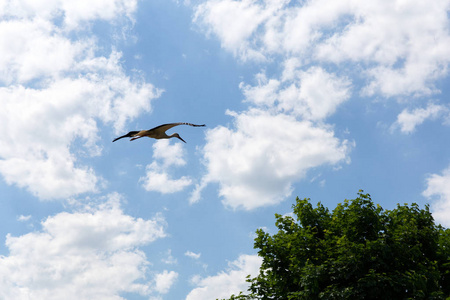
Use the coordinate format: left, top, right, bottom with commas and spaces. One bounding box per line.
0, 0, 139, 84
194, 0, 287, 61
423, 166, 450, 227
191, 1, 361, 210
152, 139, 189, 168
0, 53, 160, 200
191, 0, 450, 209
197, 109, 351, 210
191, 73, 351, 209
0, 0, 138, 31
0, 0, 161, 200
186, 254, 262, 300
0, 193, 167, 299
154, 270, 178, 294
195, 0, 450, 97
241, 67, 351, 121
0, 18, 84, 83
393, 103, 447, 133
141, 163, 193, 194
140, 140, 193, 194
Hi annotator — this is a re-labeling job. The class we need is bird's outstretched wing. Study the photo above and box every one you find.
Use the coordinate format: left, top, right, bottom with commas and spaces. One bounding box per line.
112, 131, 140, 142
149, 122, 206, 133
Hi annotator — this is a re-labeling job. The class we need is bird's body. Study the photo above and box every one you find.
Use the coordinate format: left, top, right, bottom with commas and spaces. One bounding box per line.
112, 122, 205, 143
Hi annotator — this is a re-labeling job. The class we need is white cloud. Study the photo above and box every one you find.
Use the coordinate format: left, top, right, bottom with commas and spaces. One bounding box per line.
16, 215, 31, 222
194, 0, 262, 52
0, 1, 161, 200
241, 67, 351, 121
194, 0, 287, 61
189, 179, 208, 204
186, 254, 262, 300
193, 1, 355, 210
141, 163, 193, 194
195, 0, 450, 97
140, 141, 193, 194
0, 0, 140, 84
321, 0, 450, 97
191, 65, 351, 211
0, 193, 167, 300
152, 140, 188, 168
154, 270, 178, 294
0, 18, 85, 84
0, 0, 138, 31
0, 56, 160, 199
198, 109, 351, 210
192, 0, 450, 210
185, 251, 201, 259
280, 67, 351, 120
162, 249, 178, 265
240, 72, 280, 107
189, 45, 351, 210
393, 103, 446, 133
423, 166, 450, 227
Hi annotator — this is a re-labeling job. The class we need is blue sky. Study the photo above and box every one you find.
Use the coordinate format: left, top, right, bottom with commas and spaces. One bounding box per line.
1, 0, 450, 299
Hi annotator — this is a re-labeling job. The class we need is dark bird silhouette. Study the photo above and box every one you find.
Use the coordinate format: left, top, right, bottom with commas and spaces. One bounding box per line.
112, 122, 205, 143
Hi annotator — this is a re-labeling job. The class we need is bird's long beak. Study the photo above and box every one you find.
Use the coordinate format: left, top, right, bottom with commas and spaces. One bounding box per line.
178, 136, 186, 143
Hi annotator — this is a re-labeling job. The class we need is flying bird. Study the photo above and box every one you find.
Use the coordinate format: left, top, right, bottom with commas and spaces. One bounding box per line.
112, 122, 205, 143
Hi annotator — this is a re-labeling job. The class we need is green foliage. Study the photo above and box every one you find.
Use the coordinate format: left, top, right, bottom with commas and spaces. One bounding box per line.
223, 191, 450, 300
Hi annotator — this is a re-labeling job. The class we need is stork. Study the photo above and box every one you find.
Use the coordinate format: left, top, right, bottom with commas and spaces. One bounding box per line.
112, 122, 205, 143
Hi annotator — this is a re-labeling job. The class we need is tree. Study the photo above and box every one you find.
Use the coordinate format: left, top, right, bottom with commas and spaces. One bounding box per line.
224, 191, 450, 300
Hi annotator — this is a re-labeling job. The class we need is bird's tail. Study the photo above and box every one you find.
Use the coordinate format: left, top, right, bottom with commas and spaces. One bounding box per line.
112, 131, 140, 142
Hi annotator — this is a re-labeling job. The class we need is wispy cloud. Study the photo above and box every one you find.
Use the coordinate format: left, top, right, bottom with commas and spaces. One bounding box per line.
185, 250, 201, 259
162, 249, 178, 265
16, 215, 31, 222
